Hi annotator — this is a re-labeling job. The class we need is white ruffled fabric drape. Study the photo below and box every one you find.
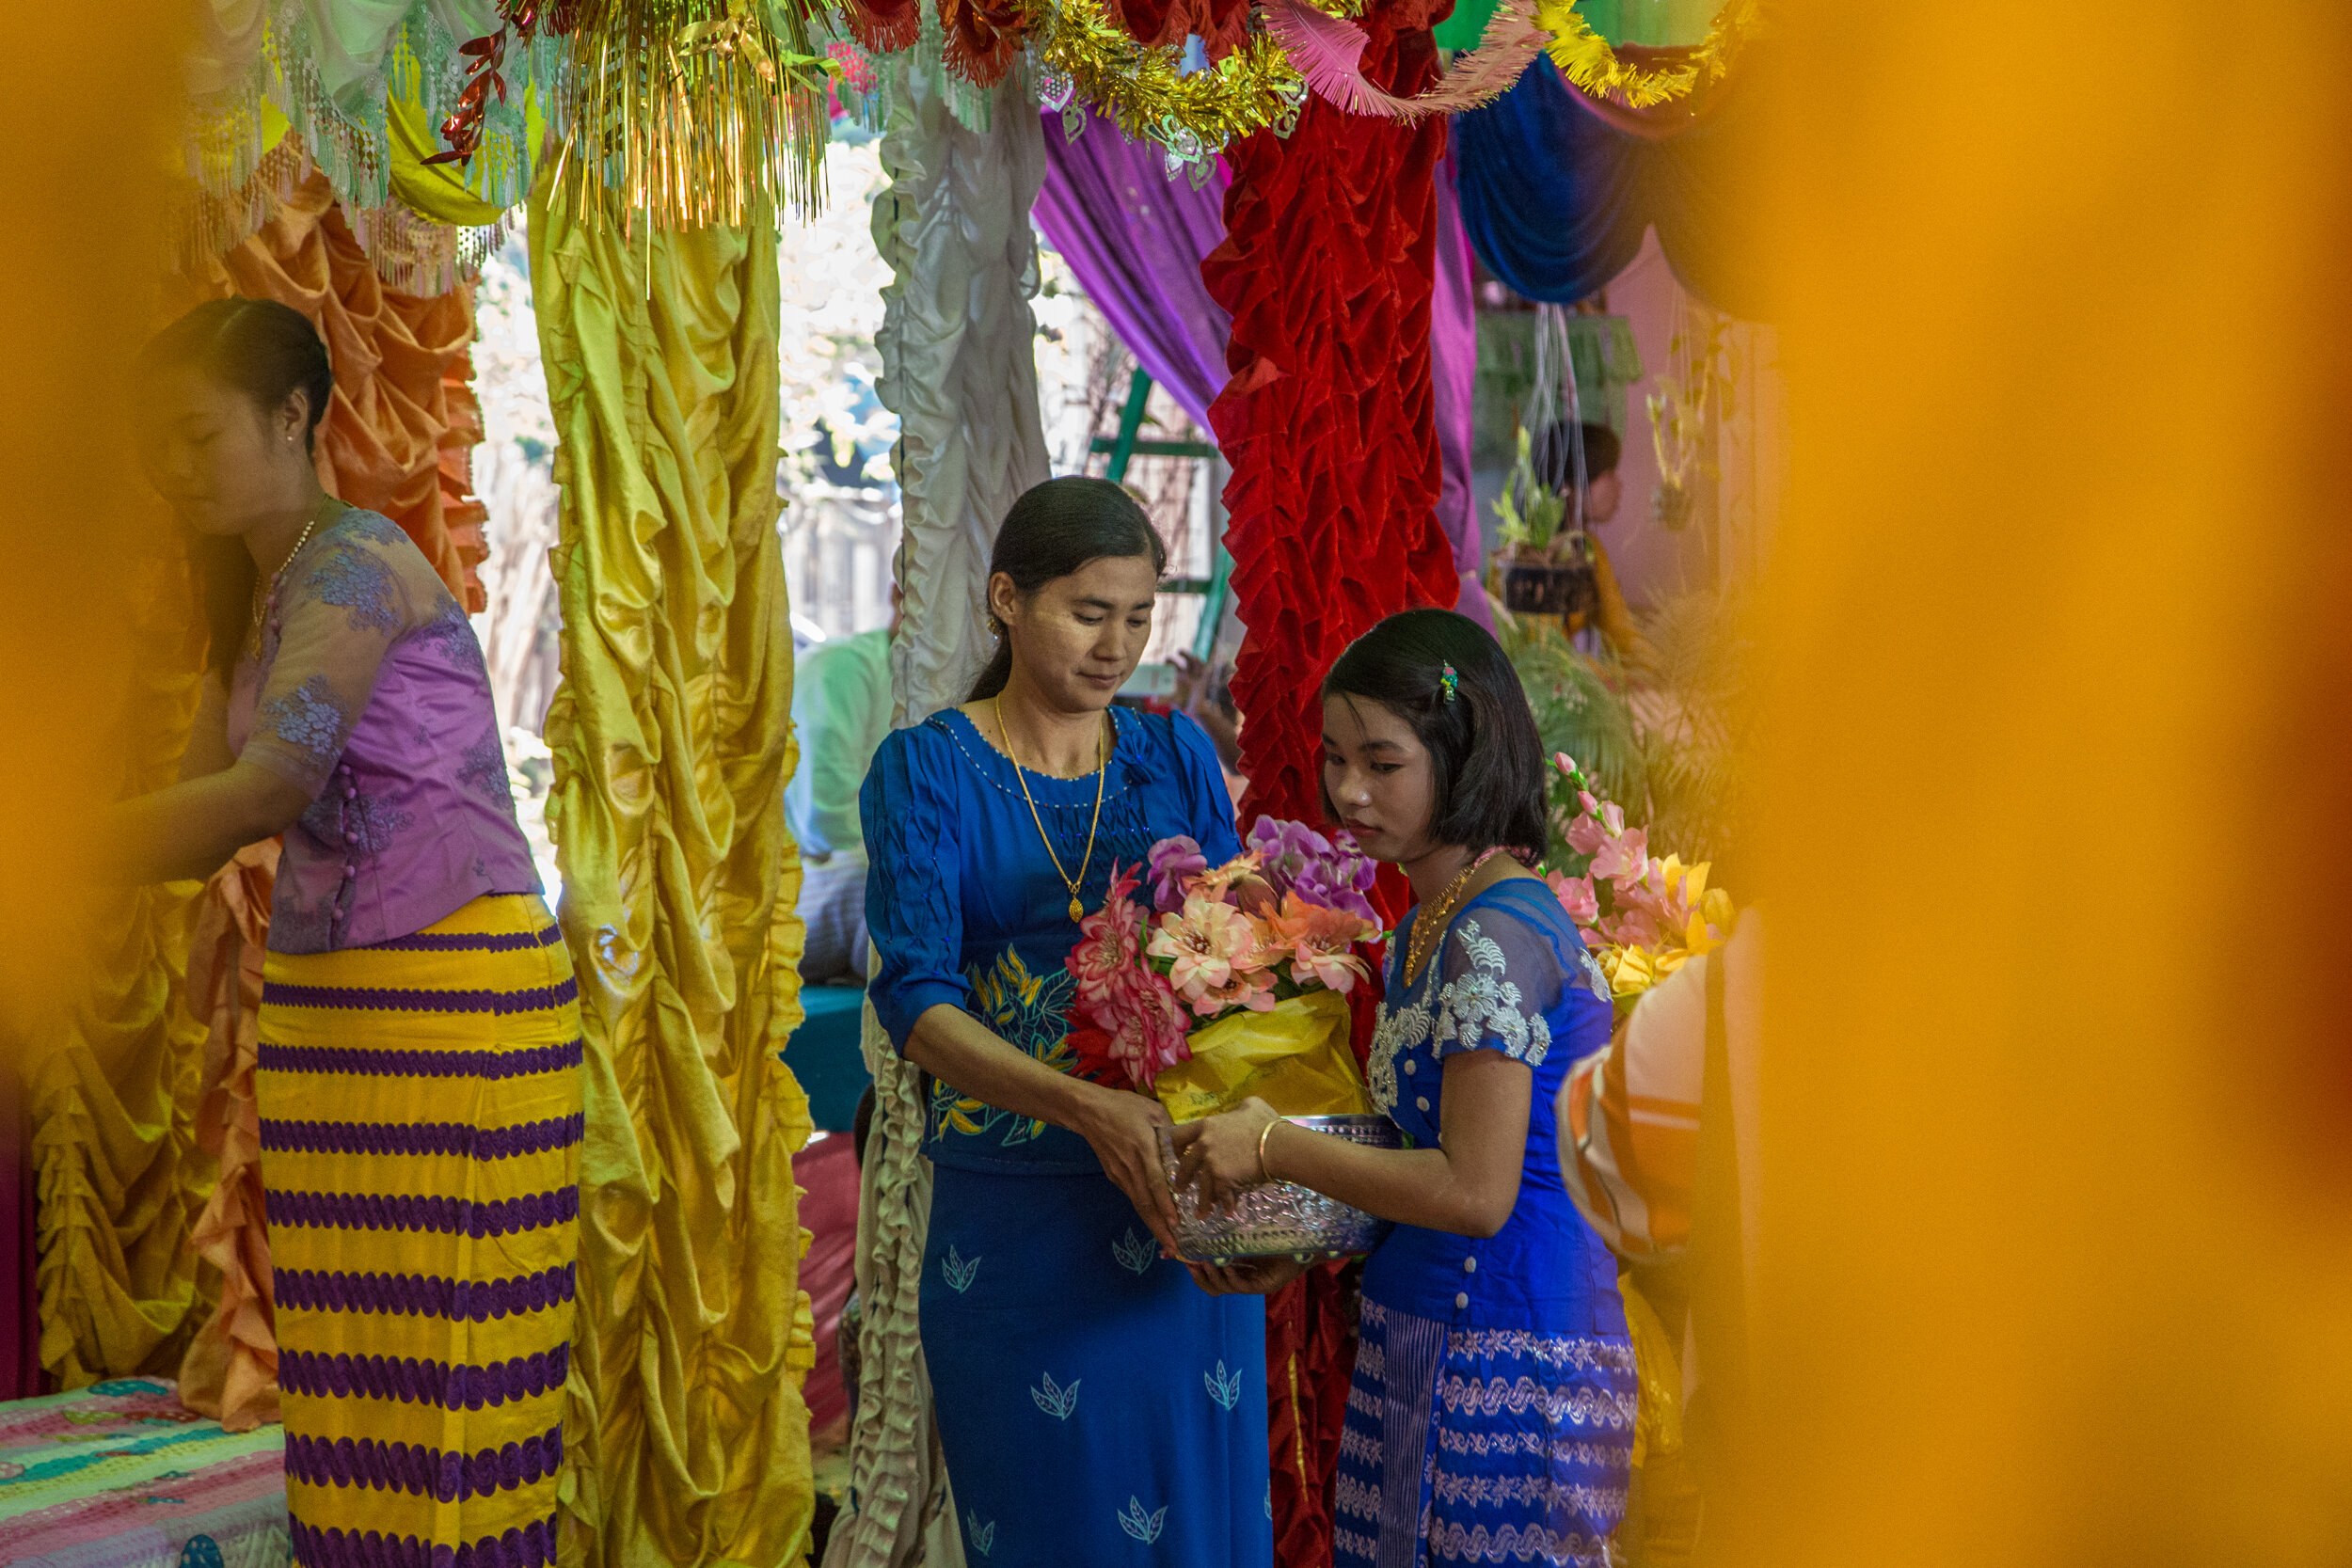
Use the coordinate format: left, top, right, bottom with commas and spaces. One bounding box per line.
826, 44, 1049, 1568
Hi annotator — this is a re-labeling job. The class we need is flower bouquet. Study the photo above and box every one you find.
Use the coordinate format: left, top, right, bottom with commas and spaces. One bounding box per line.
1546, 752, 1738, 1008
1063, 816, 1385, 1122
1066, 817, 1400, 1260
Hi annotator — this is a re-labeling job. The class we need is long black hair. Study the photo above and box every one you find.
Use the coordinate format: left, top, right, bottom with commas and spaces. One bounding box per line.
967, 476, 1168, 702
138, 298, 336, 677
1321, 609, 1549, 862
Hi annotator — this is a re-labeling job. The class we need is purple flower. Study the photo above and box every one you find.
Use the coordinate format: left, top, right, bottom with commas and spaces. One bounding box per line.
1146, 835, 1209, 912
1294, 841, 1379, 924
1248, 816, 1379, 922
1245, 816, 1330, 897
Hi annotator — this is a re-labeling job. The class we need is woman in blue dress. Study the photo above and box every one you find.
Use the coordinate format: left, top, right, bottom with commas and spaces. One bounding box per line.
861, 477, 1273, 1568
1172, 609, 1637, 1568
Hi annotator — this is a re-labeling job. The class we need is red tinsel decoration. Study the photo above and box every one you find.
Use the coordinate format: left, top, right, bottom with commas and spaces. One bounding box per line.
939, 0, 1026, 87
1202, 1, 1455, 1557
840, 0, 921, 55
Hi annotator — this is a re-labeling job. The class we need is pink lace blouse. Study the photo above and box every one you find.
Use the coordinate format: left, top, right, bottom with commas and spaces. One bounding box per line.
223, 509, 540, 953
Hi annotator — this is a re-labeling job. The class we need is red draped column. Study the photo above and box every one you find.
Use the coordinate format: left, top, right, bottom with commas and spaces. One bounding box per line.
1203, 3, 1457, 1556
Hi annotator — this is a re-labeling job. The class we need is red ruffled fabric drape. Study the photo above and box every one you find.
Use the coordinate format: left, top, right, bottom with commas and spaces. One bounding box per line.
939, 0, 1026, 87
1104, 0, 1250, 54
1203, 5, 1457, 1558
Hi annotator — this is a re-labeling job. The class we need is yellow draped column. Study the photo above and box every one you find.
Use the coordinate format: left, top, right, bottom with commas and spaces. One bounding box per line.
530, 175, 817, 1566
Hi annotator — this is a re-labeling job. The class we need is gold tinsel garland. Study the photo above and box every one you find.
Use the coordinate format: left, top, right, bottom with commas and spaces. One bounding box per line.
551, 0, 837, 229
1028, 0, 1306, 166
1532, 0, 1761, 108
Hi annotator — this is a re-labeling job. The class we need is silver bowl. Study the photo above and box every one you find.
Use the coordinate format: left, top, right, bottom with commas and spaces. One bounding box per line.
1160, 1114, 1402, 1264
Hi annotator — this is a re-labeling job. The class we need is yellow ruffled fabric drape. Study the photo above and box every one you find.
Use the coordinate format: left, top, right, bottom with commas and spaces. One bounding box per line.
530, 166, 817, 1567
28, 544, 212, 1391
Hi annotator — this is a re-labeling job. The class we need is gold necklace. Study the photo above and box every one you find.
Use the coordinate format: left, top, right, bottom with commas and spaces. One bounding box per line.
1405, 847, 1504, 984
247, 500, 340, 634
994, 696, 1110, 923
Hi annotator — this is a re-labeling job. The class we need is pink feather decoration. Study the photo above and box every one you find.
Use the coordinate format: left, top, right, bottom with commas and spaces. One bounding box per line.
1259, 0, 1549, 121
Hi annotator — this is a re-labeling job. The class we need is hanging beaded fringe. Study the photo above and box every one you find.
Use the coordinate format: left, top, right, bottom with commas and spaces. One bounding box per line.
168, 135, 312, 277
549, 0, 833, 233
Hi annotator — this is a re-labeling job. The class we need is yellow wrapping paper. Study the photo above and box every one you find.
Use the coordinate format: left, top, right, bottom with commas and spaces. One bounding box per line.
1153, 990, 1373, 1123
531, 168, 815, 1567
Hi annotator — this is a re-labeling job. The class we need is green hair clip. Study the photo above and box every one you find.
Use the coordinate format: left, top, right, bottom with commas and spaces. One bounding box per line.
1439, 662, 1459, 703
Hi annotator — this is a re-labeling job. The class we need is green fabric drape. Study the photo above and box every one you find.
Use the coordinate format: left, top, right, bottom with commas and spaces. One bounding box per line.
530, 172, 817, 1567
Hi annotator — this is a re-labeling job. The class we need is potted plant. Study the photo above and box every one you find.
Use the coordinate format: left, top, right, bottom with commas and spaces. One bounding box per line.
1494, 426, 1599, 622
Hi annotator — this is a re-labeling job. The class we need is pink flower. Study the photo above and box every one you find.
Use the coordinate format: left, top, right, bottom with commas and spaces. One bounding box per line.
1187, 849, 1264, 907
1068, 863, 1145, 999
1601, 910, 1664, 949
1565, 798, 1625, 856
1148, 894, 1271, 1015
1549, 871, 1599, 927
1096, 972, 1194, 1085
1065, 862, 1199, 1087
1589, 824, 1648, 885
1189, 964, 1279, 1017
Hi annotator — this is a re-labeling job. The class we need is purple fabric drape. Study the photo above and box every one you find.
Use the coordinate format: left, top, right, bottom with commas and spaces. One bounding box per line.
1034, 110, 1486, 620
1033, 110, 1233, 430
1431, 147, 1490, 627
3, 1065, 37, 1400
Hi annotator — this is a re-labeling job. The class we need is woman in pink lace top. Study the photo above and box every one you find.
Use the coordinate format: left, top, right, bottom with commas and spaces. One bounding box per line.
111, 298, 580, 1568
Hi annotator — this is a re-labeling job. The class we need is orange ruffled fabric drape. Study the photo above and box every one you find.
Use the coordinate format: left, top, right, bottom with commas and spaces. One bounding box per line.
176, 843, 280, 1432
166, 161, 489, 610
28, 551, 211, 1391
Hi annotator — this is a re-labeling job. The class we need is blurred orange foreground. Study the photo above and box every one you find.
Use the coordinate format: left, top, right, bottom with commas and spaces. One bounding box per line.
1734, 4, 2352, 1565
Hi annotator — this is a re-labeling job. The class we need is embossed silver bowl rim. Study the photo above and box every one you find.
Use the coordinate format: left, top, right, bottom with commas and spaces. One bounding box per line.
1159, 1114, 1403, 1265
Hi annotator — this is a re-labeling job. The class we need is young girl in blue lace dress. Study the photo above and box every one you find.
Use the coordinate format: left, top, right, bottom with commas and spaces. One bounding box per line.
1173, 609, 1637, 1568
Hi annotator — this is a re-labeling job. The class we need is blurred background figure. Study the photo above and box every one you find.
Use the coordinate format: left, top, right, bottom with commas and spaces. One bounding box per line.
788, 584, 898, 985
1531, 419, 1647, 660
1558, 913, 1764, 1563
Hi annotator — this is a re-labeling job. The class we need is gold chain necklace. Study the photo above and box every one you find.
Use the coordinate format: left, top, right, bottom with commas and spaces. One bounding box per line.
994, 696, 1110, 923
1405, 847, 1504, 984
247, 500, 341, 638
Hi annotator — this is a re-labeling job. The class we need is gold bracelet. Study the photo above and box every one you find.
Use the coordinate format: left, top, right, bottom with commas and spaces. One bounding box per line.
1257, 1117, 1283, 1183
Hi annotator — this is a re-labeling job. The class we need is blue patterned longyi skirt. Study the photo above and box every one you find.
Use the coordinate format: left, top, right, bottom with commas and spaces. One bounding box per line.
920, 1164, 1274, 1568
1333, 1299, 1639, 1568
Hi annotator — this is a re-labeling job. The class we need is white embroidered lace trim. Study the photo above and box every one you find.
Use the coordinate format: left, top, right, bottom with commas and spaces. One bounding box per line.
1368, 917, 1553, 1115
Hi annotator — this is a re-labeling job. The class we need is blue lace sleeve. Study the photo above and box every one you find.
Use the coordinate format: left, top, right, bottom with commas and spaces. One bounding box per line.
1429, 902, 1574, 1069
861, 725, 969, 1053
238, 514, 422, 797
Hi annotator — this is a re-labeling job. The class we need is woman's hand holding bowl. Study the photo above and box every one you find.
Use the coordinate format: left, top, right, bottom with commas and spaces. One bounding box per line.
1073, 1082, 1184, 1257
1168, 1096, 1284, 1210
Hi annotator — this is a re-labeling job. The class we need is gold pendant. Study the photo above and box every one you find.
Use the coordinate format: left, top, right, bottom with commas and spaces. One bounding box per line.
1069, 897, 1085, 922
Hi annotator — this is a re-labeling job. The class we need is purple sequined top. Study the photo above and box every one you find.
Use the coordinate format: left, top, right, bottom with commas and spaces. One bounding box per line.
224, 508, 540, 954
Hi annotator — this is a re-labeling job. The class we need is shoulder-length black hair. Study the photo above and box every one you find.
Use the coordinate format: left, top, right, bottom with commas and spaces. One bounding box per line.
968, 475, 1168, 702
1321, 609, 1549, 863
138, 298, 336, 678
